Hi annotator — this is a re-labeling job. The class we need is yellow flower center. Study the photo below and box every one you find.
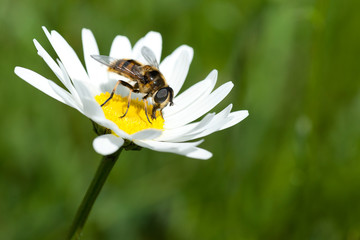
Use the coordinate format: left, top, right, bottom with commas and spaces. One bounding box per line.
95, 92, 164, 135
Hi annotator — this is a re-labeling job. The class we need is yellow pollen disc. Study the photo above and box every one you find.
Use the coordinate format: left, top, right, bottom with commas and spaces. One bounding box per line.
95, 92, 164, 135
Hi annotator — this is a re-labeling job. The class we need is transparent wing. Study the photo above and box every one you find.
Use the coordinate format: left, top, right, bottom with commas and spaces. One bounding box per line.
91, 55, 143, 81
141, 46, 159, 69
91, 55, 117, 67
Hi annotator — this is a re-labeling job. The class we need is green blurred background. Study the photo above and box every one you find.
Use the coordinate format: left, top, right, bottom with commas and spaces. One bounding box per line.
1, 0, 360, 239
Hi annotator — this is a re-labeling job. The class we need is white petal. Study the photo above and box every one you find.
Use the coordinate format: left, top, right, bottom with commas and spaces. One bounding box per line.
110, 35, 132, 59
79, 98, 137, 145
15, 67, 69, 106
162, 105, 232, 142
132, 31, 162, 64
80, 97, 106, 119
93, 134, 124, 156
158, 113, 216, 142
163, 70, 217, 118
219, 110, 249, 130
160, 45, 193, 96
134, 139, 211, 159
134, 139, 201, 153
71, 77, 98, 102
135, 139, 203, 151
182, 147, 212, 160
48, 80, 82, 111
33, 39, 63, 81
90, 115, 131, 140
34, 39, 83, 108
130, 129, 162, 140
192, 104, 233, 136
57, 60, 82, 105
177, 105, 233, 141
165, 81, 234, 129
158, 123, 200, 142
42, 27, 91, 85
181, 108, 248, 141
82, 28, 107, 91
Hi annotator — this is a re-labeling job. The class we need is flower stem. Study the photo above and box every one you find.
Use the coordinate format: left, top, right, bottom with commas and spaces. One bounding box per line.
68, 148, 123, 240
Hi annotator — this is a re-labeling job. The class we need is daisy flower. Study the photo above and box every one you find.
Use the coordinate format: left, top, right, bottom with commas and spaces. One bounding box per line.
14, 27, 248, 160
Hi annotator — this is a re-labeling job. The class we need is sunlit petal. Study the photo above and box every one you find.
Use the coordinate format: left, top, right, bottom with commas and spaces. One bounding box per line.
93, 134, 124, 156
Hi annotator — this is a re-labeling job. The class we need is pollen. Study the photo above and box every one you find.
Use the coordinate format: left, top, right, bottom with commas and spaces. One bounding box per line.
95, 92, 164, 135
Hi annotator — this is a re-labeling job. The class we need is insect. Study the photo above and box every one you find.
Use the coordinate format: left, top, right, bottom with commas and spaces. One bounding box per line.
91, 46, 174, 123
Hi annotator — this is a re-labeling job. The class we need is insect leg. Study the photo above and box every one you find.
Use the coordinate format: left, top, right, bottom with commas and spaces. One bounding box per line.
151, 105, 159, 120
143, 98, 152, 124
119, 81, 140, 118
121, 89, 133, 118
119, 80, 136, 90
141, 94, 152, 123
101, 80, 122, 107
101, 80, 139, 107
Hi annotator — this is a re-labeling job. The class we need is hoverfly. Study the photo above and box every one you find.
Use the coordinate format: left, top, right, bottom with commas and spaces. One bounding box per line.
91, 46, 174, 123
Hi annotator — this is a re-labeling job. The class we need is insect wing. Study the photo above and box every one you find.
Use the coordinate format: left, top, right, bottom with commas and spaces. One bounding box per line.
92, 55, 144, 81
141, 46, 159, 69
91, 55, 117, 67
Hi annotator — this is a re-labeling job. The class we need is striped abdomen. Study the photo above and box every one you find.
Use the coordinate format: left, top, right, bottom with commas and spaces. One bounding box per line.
108, 59, 142, 80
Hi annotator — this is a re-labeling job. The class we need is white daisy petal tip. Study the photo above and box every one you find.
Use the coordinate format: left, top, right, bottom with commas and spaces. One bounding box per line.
93, 134, 124, 156
133, 31, 163, 62
210, 69, 218, 78
178, 44, 194, 59
219, 110, 249, 131
185, 147, 213, 160
14, 67, 70, 105
110, 35, 132, 59
14, 66, 30, 80
14, 66, 21, 74
81, 28, 91, 35
81, 28, 96, 46
145, 31, 162, 42
33, 38, 40, 50
33, 39, 49, 60
187, 46, 194, 60
244, 110, 249, 118
41, 26, 50, 36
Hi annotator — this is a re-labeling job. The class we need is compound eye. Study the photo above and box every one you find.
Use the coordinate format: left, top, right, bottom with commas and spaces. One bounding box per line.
154, 88, 169, 103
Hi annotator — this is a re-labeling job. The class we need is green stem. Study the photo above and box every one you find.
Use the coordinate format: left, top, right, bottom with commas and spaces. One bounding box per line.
68, 148, 123, 240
